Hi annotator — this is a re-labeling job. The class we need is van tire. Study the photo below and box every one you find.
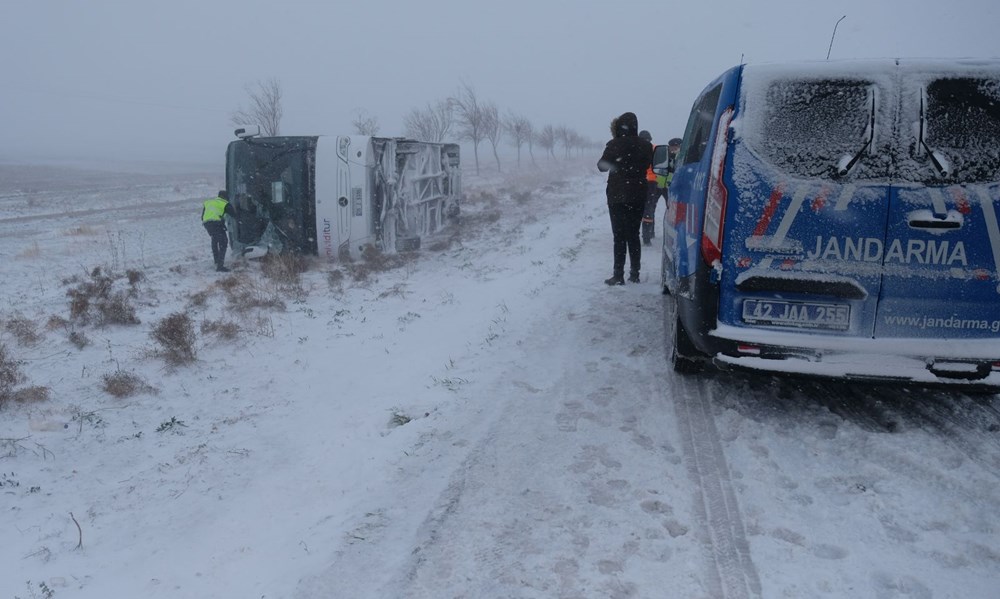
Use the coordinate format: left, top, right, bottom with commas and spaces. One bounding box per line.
671, 313, 702, 374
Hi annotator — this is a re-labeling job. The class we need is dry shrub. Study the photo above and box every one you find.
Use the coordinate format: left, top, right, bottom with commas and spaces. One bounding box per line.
66, 225, 98, 236
102, 370, 156, 398
188, 289, 211, 308
447, 208, 503, 245
43, 315, 90, 349
218, 274, 286, 312
463, 189, 501, 207
0, 344, 25, 404
260, 253, 310, 285
126, 269, 144, 286
98, 294, 140, 325
327, 269, 345, 289
66, 267, 140, 326
215, 273, 243, 292
69, 330, 90, 349
228, 290, 285, 312
151, 312, 197, 366
512, 190, 533, 205
346, 245, 413, 282
463, 208, 503, 226
11, 386, 49, 404
201, 318, 241, 341
46, 315, 69, 331
425, 238, 452, 252
4, 316, 41, 346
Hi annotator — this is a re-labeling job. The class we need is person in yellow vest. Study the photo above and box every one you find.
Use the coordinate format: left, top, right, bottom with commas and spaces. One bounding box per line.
202, 190, 236, 272
642, 136, 681, 245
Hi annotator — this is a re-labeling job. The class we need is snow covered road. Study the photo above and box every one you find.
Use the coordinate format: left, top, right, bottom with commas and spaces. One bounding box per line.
1, 163, 998, 598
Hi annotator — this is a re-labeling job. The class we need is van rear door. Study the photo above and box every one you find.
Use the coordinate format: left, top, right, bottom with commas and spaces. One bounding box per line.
875, 71, 1000, 339
718, 69, 895, 337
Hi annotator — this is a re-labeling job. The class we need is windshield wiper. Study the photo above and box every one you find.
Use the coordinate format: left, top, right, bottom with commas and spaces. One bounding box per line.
918, 93, 952, 178
836, 91, 876, 177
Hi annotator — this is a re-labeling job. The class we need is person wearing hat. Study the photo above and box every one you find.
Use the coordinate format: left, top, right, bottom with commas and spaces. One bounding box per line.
201, 190, 236, 272
598, 112, 653, 285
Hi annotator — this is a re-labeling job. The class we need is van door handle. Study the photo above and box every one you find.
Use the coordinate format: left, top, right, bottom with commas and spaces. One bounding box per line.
907, 209, 963, 231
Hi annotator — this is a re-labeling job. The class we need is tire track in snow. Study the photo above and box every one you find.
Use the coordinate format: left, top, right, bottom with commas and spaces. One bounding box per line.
673, 375, 762, 599
667, 303, 761, 599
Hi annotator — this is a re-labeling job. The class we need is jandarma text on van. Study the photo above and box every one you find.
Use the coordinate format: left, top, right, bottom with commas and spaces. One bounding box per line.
884, 314, 1000, 333
806, 236, 967, 266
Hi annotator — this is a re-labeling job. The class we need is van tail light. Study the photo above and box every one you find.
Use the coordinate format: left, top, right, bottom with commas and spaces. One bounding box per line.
992, 361, 1000, 371
737, 344, 761, 355
701, 106, 735, 267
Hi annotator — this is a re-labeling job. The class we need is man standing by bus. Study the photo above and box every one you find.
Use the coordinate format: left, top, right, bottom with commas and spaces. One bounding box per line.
202, 190, 236, 272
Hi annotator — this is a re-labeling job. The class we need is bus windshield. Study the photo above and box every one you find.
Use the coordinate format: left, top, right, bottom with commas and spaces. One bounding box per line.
225, 137, 317, 254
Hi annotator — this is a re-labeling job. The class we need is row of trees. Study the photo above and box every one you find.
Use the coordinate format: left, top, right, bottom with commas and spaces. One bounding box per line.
403, 82, 599, 174
231, 79, 600, 175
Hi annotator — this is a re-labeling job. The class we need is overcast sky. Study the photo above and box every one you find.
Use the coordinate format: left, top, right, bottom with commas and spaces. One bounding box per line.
1, 0, 997, 167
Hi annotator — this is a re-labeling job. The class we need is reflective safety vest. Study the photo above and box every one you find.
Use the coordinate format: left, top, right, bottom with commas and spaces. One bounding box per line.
648, 144, 669, 188
202, 197, 228, 222
658, 152, 678, 189
649, 168, 669, 189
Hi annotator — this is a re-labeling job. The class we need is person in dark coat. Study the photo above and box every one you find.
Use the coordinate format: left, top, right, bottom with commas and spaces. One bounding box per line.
597, 112, 653, 285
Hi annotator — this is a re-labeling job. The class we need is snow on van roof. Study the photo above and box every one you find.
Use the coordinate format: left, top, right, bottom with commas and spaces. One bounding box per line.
742, 57, 1000, 76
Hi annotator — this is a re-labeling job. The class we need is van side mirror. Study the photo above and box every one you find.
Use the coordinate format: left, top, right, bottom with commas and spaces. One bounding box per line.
652, 145, 670, 176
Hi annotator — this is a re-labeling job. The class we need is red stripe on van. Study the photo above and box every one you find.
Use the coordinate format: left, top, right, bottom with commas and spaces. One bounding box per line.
949, 187, 971, 215
752, 184, 785, 237
811, 187, 830, 212
672, 201, 687, 226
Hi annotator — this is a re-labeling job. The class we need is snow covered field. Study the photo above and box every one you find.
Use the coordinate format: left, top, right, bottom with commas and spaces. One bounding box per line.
1, 161, 999, 598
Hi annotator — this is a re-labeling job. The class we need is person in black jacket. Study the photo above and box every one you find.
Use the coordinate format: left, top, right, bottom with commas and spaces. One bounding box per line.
598, 112, 653, 285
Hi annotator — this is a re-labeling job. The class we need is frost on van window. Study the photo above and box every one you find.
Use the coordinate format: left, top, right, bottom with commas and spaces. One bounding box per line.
923, 77, 1000, 183
752, 79, 872, 179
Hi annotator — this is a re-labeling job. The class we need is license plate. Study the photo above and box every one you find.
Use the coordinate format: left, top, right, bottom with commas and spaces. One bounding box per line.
742, 299, 850, 330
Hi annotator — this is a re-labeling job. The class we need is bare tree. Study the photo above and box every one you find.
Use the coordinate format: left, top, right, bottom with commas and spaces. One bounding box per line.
231, 78, 283, 136
567, 130, 585, 157
537, 125, 557, 160
404, 99, 453, 142
504, 112, 534, 168
450, 81, 487, 175
524, 120, 537, 165
351, 109, 380, 136
482, 102, 502, 173
555, 125, 573, 159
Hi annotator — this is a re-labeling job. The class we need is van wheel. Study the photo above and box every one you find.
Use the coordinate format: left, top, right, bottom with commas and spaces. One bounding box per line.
671, 314, 702, 374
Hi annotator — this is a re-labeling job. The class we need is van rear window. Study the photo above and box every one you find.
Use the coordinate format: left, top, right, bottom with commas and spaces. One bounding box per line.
924, 77, 1000, 183
752, 79, 872, 179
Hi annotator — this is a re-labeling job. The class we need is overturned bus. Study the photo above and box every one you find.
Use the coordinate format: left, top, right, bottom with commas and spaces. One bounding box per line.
225, 129, 461, 260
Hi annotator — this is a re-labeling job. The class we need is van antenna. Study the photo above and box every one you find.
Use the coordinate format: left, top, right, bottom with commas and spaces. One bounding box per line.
826, 15, 846, 60
740, 53, 745, 65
